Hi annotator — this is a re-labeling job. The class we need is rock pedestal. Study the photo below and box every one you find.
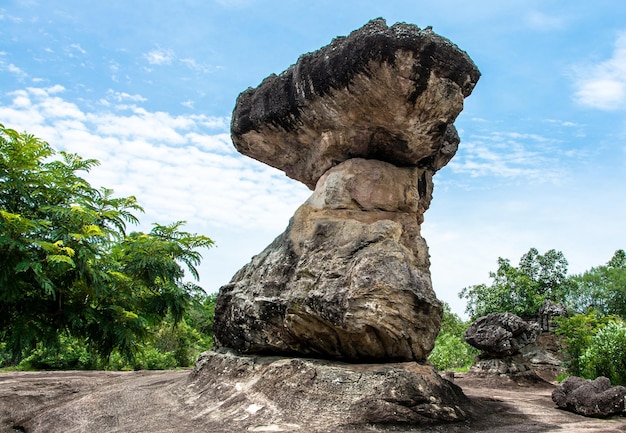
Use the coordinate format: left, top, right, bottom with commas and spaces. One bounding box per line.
201, 18, 480, 428
215, 158, 441, 361
187, 351, 472, 431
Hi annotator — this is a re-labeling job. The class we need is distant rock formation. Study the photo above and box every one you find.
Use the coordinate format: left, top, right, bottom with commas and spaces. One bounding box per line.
552, 376, 626, 417
215, 18, 480, 363
464, 312, 544, 379
465, 312, 541, 356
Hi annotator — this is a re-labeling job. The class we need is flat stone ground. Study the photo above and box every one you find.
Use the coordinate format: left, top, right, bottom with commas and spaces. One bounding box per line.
1, 369, 625, 433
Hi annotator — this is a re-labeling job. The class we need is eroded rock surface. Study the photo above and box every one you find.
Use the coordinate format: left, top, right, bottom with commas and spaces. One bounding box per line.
215, 18, 480, 363
465, 313, 541, 356
552, 376, 626, 418
187, 350, 471, 429
231, 17, 480, 189
464, 313, 548, 383
214, 159, 440, 361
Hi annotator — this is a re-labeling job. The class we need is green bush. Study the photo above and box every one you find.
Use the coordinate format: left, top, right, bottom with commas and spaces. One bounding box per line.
134, 347, 178, 370
580, 320, 626, 386
428, 302, 479, 371
0, 342, 13, 369
553, 311, 612, 377
17, 334, 99, 370
429, 333, 478, 371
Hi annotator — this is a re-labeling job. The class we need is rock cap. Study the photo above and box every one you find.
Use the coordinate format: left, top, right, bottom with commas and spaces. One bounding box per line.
231, 18, 481, 188
465, 312, 541, 356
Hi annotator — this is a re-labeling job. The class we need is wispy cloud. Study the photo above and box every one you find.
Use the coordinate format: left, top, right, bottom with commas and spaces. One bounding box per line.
142, 47, 219, 74
66, 43, 87, 56
144, 47, 175, 65
0, 11, 24, 23
104, 89, 147, 103
572, 31, 626, 110
0, 52, 28, 80
448, 130, 569, 184
180, 58, 219, 74
7, 63, 27, 79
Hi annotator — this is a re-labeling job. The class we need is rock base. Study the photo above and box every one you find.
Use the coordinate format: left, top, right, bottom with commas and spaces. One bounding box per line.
465, 355, 552, 388
186, 350, 472, 431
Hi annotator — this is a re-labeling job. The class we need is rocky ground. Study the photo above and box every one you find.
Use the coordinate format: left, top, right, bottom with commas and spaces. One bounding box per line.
2, 368, 625, 433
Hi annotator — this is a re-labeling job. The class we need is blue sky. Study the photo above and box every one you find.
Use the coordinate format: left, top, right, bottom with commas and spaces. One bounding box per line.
1, 1, 625, 317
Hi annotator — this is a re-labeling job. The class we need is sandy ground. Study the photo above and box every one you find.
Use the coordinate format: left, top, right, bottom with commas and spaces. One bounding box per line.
1, 369, 625, 433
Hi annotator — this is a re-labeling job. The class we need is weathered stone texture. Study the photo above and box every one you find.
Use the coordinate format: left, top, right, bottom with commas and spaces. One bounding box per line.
187, 350, 471, 429
231, 18, 480, 189
214, 159, 441, 362
465, 312, 541, 356
215, 18, 480, 364
552, 376, 626, 418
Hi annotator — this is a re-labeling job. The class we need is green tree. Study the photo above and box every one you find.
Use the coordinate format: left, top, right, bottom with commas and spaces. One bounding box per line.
0, 124, 214, 364
459, 248, 572, 319
567, 250, 626, 318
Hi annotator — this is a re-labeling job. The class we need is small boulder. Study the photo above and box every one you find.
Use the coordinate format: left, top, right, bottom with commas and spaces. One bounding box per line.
552, 376, 626, 417
464, 312, 541, 356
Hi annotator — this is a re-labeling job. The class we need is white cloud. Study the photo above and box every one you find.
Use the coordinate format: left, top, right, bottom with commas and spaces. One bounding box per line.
66, 43, 87, 57
448, 130, 568, 184
0, 11, 23, 23
180, 58, 217, 74
543, 119, 582, 128
7, 63, 27, 79
144, 47, 175, 65
573, 31, 626, 110
0, 85, 309, 233
105, 89, 147, 103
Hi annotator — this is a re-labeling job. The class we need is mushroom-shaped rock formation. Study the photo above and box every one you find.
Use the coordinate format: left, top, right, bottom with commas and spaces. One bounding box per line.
465, 312, 542, 356
214, 18, 480, 363
231, 18, 480, 190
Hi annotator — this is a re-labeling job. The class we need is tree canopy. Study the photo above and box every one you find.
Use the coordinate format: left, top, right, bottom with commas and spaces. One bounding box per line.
459, 248, 572, 319
0, 124, 214, 363
566, 249, 626, 317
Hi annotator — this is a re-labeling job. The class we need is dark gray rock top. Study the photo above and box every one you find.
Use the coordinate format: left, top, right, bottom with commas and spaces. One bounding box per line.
230, 18, 481, 188
465, 312, 542, 356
